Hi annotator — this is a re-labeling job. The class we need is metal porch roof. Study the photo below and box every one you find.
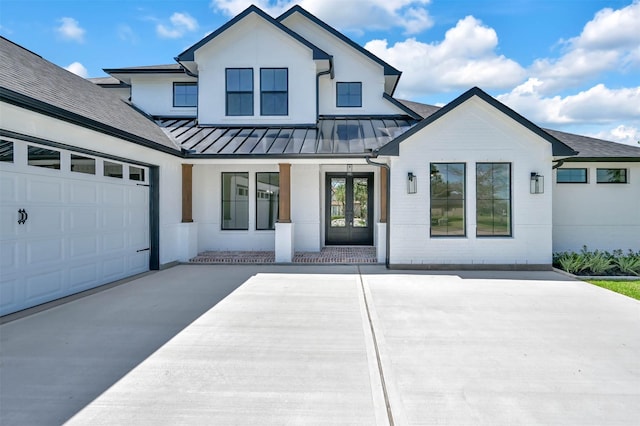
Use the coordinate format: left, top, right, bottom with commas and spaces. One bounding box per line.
156, 117, 418, 157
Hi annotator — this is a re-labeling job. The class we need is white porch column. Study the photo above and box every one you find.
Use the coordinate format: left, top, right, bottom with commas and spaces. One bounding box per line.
376, 223, 387, 263
275, 222, 295, 263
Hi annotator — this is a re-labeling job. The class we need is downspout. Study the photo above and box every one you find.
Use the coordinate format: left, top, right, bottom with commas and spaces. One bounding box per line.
316, 58, 334, 121
366, 154, 391, 269
552, 159, 566, 169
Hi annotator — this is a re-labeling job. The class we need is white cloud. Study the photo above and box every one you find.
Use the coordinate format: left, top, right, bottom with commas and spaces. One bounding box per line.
526, 0, 640, 94
64, 62, 88, 78
157, 12, 199, 39
591, 125, 640, 146
210, 0, 433, 35
498, 82, 640, 126
56, 17, 85, 43
365, 16, 525, 97
117, 24, 137, 43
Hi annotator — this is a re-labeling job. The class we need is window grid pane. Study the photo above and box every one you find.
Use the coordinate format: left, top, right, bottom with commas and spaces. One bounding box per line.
173, 82, 197, 107
222, 172, 249, 230
28, 146, 60, 169
256, 172, 279, 230
476, 163, 511, 237
226, 69, 253, 116
104, 161, 123, 178
337, 82, 362, 107
71, 154, 96, 175
430, 163, 466, 236
261, 68, 288, 116
557, 168, 587, 183
0, 140, 14, 163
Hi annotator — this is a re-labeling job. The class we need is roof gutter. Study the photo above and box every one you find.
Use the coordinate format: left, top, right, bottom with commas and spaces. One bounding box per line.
365, 153, 390, 269
316, 58, 334, 121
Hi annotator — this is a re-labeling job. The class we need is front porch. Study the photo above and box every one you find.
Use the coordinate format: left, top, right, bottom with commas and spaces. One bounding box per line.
189, 246, 378, 264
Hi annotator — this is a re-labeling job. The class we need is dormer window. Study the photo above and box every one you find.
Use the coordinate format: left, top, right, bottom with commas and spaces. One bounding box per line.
173, 82, 197, 107
226, 68, 254, 116
337, 82, 362, 107
260, 68, 288, 116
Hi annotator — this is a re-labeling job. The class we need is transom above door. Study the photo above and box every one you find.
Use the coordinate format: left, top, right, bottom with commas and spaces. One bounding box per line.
325, 173, 374, 245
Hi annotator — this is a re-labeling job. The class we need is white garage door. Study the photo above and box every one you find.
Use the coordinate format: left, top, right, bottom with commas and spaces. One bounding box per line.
0, 139, 150, 316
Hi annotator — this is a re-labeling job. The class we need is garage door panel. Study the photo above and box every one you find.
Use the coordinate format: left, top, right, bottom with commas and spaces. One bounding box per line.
25, 269, 64, 303
26, 237, 64, 265
102, 208, 126, 229
103, 256, 126, 280
0, 278, 18, 310
128, 229, 147, 247
70, 181, 98, 204
103, 185, 126, 205
128, 186, 148, 206
69, 263, 99, 290
70, 234, 98, 257
103, 232, 126, 252
0, 174, 18, 202
0, 207, 19, 237
69, 208, 99, 232
0, 240, 18, 270
26, 178, 63, 203
129, 252, 148, 273
25, 207, 64, 235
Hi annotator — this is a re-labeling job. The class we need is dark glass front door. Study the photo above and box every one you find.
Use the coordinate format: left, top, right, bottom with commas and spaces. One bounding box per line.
325, 173, 374, 245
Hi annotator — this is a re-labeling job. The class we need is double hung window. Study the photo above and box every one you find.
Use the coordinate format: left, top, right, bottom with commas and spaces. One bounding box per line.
226, 68, 253, 116
476, 163, 512, 237
260, 68, 288, 116
430, 163, 466, 236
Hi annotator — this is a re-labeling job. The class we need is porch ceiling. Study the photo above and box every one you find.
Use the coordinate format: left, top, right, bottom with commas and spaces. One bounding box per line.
155, 116, 418, 157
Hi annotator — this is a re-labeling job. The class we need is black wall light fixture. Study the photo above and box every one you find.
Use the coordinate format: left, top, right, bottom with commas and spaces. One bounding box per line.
530, 172, 544, 194
407, 172, 417, 194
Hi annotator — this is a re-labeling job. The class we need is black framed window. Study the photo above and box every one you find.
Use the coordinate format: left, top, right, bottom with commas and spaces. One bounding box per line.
476, 163, 512, 237
173, 82, 197, 107
557, 168, 587, 183
256, 172, 279, 230
28, 146, 60, 169
430, 163, 465, 236
0, 140, 13, 163
71, 154, 95, 175
222, 172, 249, 230
261, 68, 288, 116
226, 68, 253, 116
596, 168, 627, 183
336, 82, 362, 107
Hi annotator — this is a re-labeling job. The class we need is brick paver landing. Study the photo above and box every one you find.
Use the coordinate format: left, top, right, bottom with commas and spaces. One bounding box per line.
190, 247, 378, 264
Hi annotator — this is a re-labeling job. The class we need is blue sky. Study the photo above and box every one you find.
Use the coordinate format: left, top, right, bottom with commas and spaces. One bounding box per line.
2, 0, 639, 145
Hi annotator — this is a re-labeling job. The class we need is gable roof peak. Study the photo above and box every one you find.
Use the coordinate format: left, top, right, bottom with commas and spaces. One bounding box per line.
176, 4, 330, 64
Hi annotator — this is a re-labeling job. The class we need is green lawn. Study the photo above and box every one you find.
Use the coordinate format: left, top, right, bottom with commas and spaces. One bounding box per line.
585, 280, 640, 300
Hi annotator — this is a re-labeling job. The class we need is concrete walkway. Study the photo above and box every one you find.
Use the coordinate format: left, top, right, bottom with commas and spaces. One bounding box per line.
1, 265, 639, 425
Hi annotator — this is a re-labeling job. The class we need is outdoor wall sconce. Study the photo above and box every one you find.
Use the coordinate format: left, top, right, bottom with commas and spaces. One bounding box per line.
530, 172, 544, 194
407, 172, 417, 194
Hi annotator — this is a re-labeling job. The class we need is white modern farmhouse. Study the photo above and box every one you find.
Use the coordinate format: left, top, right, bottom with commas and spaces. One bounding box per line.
1, 5, 639, 315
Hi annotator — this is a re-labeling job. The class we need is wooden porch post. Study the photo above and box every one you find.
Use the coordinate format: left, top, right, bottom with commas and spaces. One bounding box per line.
379, 167, 388, 223
182, 164, 193, 223
278, 163, 291, 223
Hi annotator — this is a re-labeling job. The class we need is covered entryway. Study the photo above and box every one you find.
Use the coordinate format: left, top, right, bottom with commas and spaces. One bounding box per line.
325, 173, 374, 245
0, 139, 151, 316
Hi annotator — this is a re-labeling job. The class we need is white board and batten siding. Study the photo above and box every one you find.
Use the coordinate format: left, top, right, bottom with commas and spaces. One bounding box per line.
0, 139, 150, 316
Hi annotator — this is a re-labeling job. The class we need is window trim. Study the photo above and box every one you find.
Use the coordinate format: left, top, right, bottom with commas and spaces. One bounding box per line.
260, 68, 288, 116
255, 172, 279, 231
172, 82, 198, 108
226, 68, 254, 117
596, 168, 628, 184
476, 162, 512, 238
221, 172, 250, 230
336, 82, 362, 108
430, 162, 467, 238
556, 168, 588, 184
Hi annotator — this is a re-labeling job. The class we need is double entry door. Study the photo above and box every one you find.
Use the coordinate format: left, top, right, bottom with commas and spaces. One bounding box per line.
325, 173, 374, 245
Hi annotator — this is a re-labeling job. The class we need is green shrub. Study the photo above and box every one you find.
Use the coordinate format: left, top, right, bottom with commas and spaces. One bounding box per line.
614, 250, 640, 276
554, 247, 640, 276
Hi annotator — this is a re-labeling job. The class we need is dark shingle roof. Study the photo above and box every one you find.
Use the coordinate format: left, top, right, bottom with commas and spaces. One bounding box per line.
544, 128, 640, 160
0, 37, 179, 153
156, 116, 418, 157
87, 76, 130, 87
396, 96, 640, 160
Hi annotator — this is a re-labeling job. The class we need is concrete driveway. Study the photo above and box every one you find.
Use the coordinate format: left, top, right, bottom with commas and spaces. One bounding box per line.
1, 265, 639, 425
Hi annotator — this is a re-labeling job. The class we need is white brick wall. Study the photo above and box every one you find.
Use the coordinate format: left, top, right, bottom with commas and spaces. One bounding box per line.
387, 96, 553, 266
553, 161, 640, 252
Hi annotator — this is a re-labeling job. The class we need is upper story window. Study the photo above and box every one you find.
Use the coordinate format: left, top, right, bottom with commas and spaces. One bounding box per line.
173, 82, 197, 107
557, 168, 587, 183
336, 82, 362, 107
260, 68, 288, 116
226, 68, 254, 116
597, 168, 627, 183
